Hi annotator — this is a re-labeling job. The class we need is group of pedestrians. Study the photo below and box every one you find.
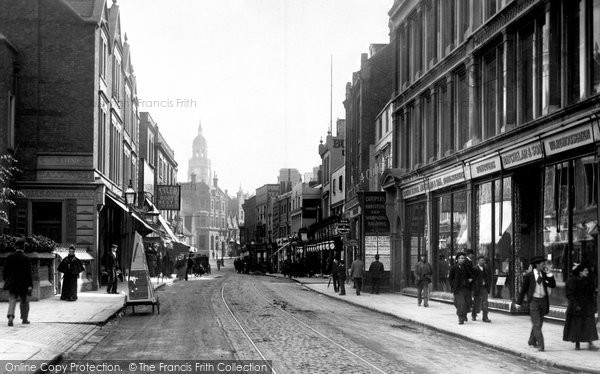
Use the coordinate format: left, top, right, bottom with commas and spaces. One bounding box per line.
435, 250, 492, 324
516, 257, 599, 352
443, 250, 598, 353
329, 254, 385, 296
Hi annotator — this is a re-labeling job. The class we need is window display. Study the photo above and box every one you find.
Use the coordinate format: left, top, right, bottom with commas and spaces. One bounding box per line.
475, 177, 513, 300
543, 156, 598, 307
433, 190, 467, 291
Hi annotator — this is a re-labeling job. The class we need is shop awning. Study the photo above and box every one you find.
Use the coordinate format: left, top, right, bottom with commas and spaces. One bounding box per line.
54, 248, 94, 260
157, 214, 179, 243
106, 194, 155, 233
272, 242, 290, 256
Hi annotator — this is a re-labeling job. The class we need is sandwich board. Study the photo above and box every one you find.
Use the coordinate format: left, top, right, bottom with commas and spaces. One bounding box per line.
125, 233, 160, 313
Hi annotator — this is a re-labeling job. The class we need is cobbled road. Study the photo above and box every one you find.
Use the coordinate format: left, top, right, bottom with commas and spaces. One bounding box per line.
64, 265, 571, 374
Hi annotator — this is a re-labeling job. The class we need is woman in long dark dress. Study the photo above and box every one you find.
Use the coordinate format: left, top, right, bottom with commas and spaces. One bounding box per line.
58, 245, 85, 301
563, 262, 599, 350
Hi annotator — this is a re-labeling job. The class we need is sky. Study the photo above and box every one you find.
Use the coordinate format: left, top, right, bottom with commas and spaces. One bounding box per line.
117, 0, 393, 196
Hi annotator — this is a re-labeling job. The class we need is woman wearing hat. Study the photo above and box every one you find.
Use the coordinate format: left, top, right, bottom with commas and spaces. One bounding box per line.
516, 255, 556, 351
563, 262, 599, 351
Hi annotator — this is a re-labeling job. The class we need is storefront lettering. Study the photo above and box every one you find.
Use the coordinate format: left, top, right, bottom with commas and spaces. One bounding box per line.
501, 142, 543, 168
402, 182, 426, 199
545, 127, 592, 155
428, 168, 466, 191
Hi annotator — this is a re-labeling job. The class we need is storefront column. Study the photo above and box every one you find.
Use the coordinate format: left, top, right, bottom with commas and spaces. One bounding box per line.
393, 187, 406, 292
467, 55, 479, 143
542, 1, 560, 115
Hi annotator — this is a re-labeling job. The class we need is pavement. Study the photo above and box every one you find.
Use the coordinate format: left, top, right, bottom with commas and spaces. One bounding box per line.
271, 273, 600, 374
0, 275, 175, 374
1, 266, 599, 374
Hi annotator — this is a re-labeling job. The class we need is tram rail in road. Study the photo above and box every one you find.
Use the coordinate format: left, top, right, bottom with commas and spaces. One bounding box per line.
220, 282, 388, 374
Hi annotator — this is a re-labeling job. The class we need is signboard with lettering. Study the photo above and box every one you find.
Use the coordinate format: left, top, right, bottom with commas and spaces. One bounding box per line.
428, 166, 467, 191
155, 185, 181, 210
364, 235, 391, 270
469, 155, 502, 179
500, 140, 543, 169
359, 192, 390, 234
543, 124, 594, 156
402, 179, 427, 199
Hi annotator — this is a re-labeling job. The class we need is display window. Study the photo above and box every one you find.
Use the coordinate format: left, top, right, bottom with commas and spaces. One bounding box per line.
542, 155, 598, 307
433, 190, 468, 291
406, 200, 427, 286
475, 177, 513, 300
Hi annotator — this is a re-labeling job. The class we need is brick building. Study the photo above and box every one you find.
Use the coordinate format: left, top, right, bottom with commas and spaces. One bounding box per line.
0, 0, 150, 290
343, 44, 394, 271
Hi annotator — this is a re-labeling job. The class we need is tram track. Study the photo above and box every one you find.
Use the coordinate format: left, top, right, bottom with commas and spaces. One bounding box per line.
220, 278, 389, 374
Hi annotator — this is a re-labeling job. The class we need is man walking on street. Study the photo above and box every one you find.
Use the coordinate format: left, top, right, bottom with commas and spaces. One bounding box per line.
368, 254, 384, 294
330, 258, 340, 293
472, 255, 492, 322
449, 252, 473, 324
465, 249, 476, 312
338, 260, 347, 295
516, 256, 556, 352
3, 238, 32, 326
414, 255, 433, 307
350, 255, 365, 296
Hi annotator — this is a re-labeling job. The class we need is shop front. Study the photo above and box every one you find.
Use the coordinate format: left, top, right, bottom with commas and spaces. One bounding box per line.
395, 118, 600, 316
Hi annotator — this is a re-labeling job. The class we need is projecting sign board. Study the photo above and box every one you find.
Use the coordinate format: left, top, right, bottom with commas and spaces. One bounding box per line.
155, 185, 181, 210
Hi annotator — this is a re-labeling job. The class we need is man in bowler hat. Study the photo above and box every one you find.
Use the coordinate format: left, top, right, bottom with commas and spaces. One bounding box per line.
516, 255, 556, 351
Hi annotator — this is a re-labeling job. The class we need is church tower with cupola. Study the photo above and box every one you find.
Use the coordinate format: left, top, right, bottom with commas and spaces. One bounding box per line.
188, 121, 211, 183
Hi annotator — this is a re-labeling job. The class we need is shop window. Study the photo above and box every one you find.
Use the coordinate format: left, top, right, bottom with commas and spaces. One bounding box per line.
542, 156, 598, 308
32, 201, 62, 243
475, 178, 513, 300
433, 190, 468, 291
406, 201, 427, 286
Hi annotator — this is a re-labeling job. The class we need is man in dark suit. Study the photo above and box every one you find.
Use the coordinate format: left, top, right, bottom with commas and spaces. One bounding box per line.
330, 258, 340, 293
472, 255, 492, 322
368, 255, 384, 294
449, 252, 473, 324
2, 238, 33, 326
516, 256, 556, 351
105, 244, 120, 294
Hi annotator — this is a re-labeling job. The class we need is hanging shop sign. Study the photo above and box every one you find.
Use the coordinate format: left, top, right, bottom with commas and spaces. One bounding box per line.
401, 179, 427, 199
428, 166, 467, 191
500, 140, 544, 169
543, 124, 595, 156
469, 155, 502, 179
155, 185, 181, 211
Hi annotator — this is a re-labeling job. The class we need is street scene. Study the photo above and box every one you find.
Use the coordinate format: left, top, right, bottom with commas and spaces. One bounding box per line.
2, 0, 600, 373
